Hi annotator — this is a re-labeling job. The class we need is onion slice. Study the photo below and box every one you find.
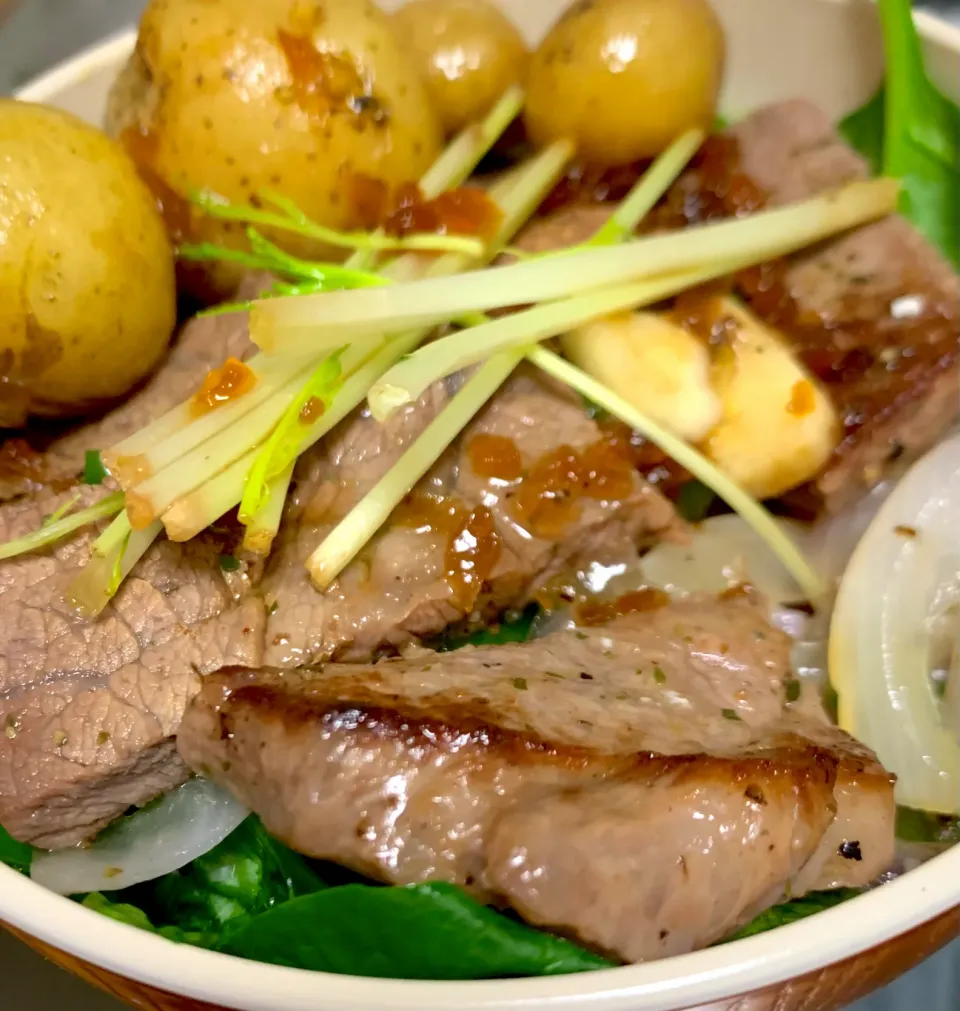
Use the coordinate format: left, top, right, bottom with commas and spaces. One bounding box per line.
829, 434, 960, 815
640, 514, 809, 607
31, 777, 249, 895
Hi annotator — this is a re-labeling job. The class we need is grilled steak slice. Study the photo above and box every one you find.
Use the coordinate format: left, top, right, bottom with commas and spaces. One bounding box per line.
729, 100, 959, 512
0, 278, 262, 503
0, 486, 265, 847
179, 598, 895, 961
262, 367, 680, 663
519, 101, 959, 512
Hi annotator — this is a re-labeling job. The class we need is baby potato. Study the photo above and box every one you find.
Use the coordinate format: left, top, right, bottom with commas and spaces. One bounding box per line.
702, 298, 840, 500
108, 0, 443, 297
0, 100, 176, 424
392, 0, 529, 136
562, 311, 721, 442
525, 0, 725, 165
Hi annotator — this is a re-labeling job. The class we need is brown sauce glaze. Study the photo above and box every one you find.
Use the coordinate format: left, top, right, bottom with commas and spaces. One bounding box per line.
467, 434, 523, 481
276, 30, 384, 129
511, 437, 636, 541
119, 126, 195, 245
576, 587, 671, 626
349, 175, 502, 240
393, 493, 502, 611
191, 358, 257, 417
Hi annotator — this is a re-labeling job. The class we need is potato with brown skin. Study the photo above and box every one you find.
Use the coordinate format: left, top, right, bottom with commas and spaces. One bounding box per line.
525, 0, 725, 165
107, 0, 443, 298
392, 0, 529, 136
0, 100, 176, 425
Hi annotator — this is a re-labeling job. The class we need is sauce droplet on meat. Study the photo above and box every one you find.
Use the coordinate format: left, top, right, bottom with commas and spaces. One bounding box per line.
512, 438, 636, 540
192, 358, 257, 416
394, 493, 501, 611
576, 587, 671, 626
467, 434, 523, 481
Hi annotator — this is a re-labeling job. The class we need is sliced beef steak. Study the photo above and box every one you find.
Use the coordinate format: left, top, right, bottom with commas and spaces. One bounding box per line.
0, 486, 265, 847
728, 100, 959, 512
0, 277, 263, 503
524, 101, 959, 512
179, 597, 895, 961
263, 367, 680, 663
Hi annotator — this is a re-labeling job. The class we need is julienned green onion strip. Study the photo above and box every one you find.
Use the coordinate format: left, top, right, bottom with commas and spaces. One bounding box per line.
0, 492, 125, 562
242, 462, 295, 555
67, 513, 164, 618
527, 345, 825, 603
180, 229, 391, 290
192, 188, 485, 258
105, 88, 525, 476
304, 130, 704, 588
161, 141, 576, 545
250, 178, 898, 353
239, 351, 345, 523
308, 352, 525, 587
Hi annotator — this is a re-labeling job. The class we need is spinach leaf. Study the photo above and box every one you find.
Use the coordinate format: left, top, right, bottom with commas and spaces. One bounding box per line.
435, 603, 539, 652
895, 806, 960, 845
0, 823, 33, 875
148, 816, 326, 932
220, 882, 613, 979
675, 480, 716, 523
721, 888, 861, 942
841, 0, 960, 266
82, 893, 217, 948
82, 450, 109, 486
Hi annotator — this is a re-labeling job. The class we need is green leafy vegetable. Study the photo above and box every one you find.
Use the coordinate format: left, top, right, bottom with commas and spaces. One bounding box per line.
435, 604, 539, 652
840, 0, 959, 266
0, 823, 33, 875
675, 480, 716, 523
218, 554, 241, 573
722, 888, 861, 942
82, 893, 216, 948
895, 806, 960, 844
239, 350, 345, 523
148, 817, 326, 933
220, 882, 613, 979
82, 450, 109, 486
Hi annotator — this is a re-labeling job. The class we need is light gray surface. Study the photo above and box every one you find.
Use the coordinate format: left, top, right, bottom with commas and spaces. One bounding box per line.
1, 2, 959, 1010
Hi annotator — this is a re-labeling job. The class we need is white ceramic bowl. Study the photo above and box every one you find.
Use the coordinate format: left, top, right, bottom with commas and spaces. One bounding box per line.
3, 2, 960, 1010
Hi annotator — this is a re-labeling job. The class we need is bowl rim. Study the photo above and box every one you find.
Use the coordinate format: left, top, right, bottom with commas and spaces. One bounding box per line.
6, 12, 960, 1011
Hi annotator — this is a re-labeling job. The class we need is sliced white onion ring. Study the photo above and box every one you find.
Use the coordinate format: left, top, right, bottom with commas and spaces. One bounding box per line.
31, 776, 249, 895
640, 513, 809, 607
830, 434, 960, 815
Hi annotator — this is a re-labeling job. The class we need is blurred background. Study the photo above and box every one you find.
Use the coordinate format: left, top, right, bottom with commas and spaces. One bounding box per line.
0, 1, 959, 1009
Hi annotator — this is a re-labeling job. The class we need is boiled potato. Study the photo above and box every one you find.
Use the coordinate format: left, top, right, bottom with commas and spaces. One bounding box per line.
393, 0, 529, 136
0, 100, 176, 424
562, 311, 721, 442
703, 298, 840, 500
525, 0, 725, 164
108, 0, 443, 296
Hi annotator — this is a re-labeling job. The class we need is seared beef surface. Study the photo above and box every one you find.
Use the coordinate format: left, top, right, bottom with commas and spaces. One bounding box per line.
729, 101, 959, 512
179, 597, 895, 962
0, 370, 676, 844
526, 100, 959, 511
